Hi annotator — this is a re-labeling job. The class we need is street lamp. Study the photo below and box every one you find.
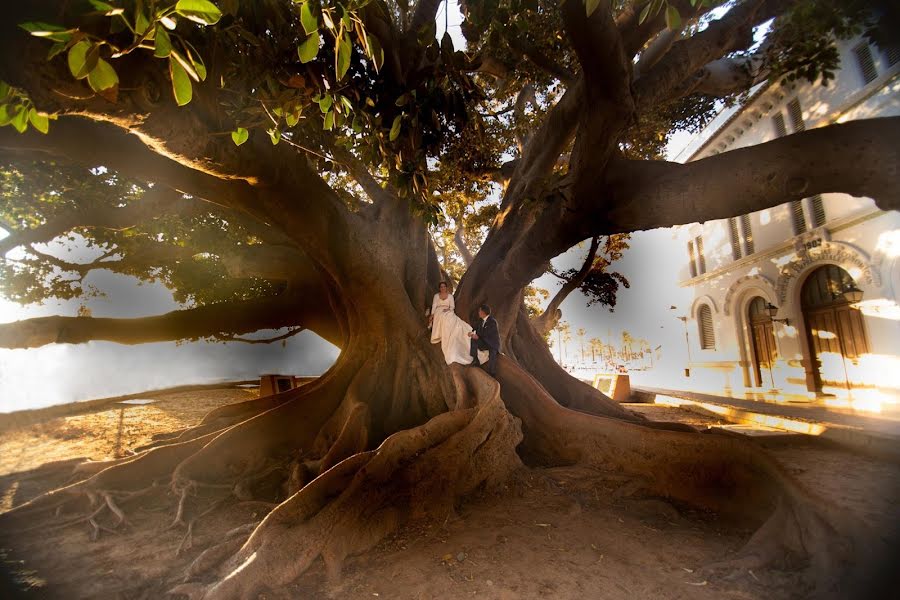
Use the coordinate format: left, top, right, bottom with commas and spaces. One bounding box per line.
670, 306, 691, 378
842, 284, 863, 303
765, 302, 791, 326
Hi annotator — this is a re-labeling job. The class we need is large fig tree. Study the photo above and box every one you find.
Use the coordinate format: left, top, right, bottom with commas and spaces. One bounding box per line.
0, 0, 898, 597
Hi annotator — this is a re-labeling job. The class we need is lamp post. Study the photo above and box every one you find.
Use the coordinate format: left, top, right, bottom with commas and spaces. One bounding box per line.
670, 306, 691, 378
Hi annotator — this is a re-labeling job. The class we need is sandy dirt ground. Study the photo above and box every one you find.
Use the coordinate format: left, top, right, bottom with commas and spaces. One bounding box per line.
1, 390, 898, 600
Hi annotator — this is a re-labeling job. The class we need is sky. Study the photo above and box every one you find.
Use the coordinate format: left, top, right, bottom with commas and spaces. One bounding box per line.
0, 1, 702, 411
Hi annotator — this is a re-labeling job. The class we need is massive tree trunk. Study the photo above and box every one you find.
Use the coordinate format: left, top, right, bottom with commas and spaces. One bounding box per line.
1, 1, 895, 598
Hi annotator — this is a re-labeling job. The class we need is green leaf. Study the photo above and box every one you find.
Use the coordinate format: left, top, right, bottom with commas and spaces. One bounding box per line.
300, 1, 318, 35
11, 106, 28, 133
336, 35, 351, 80
19, 22, 74, 43
638, 1, 653, 24
585, 0, 601, 17
89, 1, 116, 11
298, 31, 320, 63
155, 27, 173, 57
323, 109, 334, 131
286, 110, 300, 127
666, 5, 681, 30
169, 56, 193, 105
28, 109, 50, 134
67, 41, 94, 80
318, 94, 333, 113
368, 34, 384, 72
87, 58, 119, 93
268, 128, 280, 144
174, 0, 223, 25
0, 105, 12, 127
47, 42, 68, 60
184, 44, 207, 80
389, 114, 401, 141
171, 50, 200, 81
135, 7, 151, 34
0, 82, 9, 100
231, 126, 249, 145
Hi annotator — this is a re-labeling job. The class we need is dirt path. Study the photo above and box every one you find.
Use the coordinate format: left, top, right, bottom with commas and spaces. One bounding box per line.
1, 391, 898, 599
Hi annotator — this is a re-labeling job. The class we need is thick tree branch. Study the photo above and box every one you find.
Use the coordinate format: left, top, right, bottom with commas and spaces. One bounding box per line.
0, 290, 340, 350
617, 0, 705, 58
531, 236, 600, 336
604, 118, 900, 233
633, 0, 778, 109
453, 224, 475, 267
0, 186, 188, 256
0, 119, 249, 214
502, 32, 576, 85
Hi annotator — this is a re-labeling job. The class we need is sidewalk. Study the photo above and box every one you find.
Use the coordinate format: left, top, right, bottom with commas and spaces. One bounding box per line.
633, 386, 900, 460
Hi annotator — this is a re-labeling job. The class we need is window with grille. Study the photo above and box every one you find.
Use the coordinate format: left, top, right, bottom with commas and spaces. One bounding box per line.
772, 113, 787, 138
695, 235, 706, 274
740, 214, 754, 255
810, 195, 826, 228
687, 240, 697, 278
854, 43, 878, 84
790, 200, 807, 235
728, 218, 741, 260
698, 305, 716, 350
887, 45, 900, 67
787, 99, 805, 132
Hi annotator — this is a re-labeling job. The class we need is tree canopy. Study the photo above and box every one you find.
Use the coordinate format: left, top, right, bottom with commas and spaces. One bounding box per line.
1, 2, 899, 598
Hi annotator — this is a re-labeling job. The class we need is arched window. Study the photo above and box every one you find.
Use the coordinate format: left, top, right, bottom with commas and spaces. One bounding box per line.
698, 305, 716, 350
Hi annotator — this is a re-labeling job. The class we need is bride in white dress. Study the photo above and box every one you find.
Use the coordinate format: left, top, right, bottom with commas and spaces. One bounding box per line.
429, 282, 474, 365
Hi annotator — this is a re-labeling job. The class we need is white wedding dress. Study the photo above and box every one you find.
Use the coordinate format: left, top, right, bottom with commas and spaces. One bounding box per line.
430, 292, 474, 365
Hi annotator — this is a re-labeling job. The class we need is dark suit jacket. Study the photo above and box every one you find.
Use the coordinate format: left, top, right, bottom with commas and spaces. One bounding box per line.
474, 316, 500, 353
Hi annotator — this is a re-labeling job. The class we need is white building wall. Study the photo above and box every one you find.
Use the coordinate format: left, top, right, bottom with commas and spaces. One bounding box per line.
673, 37, 900, 400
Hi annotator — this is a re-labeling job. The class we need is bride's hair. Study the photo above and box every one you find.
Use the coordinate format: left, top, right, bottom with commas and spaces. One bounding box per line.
438, 281, 449, 290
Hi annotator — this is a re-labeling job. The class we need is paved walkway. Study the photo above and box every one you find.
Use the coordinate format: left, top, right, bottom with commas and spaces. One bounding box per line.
633, 386, 900, 460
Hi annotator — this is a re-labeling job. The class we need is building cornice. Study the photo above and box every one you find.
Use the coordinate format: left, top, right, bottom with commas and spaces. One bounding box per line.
679, 209, 887, 288
684, 59, 900, 163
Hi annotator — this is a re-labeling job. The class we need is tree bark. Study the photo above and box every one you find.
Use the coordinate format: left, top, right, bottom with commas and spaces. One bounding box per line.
0, 291, 340, 349
605, 117, 900, 232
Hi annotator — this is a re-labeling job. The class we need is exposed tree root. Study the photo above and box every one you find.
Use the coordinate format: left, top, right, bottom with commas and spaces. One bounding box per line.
494, 356, 881, 597
2, 346, 876, 600
172, 365, 522, 599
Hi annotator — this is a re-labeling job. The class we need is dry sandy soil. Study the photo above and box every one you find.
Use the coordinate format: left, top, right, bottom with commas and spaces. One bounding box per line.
1, 388, 898, 600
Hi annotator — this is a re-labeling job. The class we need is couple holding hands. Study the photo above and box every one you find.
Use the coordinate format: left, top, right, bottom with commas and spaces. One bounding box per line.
428, 282, 500, 376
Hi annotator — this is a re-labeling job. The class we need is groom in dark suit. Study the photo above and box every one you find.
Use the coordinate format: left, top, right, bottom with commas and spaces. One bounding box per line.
469, 304, 500, 377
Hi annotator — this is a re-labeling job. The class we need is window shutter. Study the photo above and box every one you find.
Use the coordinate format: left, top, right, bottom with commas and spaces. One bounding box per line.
886, 45, 900, 67
810, 195, 826, 228
695, 235, 706, 274
772, 113, 787, 138
740, 214, 754, 255
790, 200, 807, 235
728, 218, 741, 260
854, 43, 878, 84
687, 241, 697, 278
698, 305, 715, 350
787, 99, 805, 132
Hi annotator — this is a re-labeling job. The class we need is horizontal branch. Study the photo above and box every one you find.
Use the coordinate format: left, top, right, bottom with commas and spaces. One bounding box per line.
604, 117, 900, 232
0, 186, 188, 256
0, 290, 341, 350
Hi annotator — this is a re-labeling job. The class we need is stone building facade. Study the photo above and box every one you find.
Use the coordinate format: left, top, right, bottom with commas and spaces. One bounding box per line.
672, 36, 900, 402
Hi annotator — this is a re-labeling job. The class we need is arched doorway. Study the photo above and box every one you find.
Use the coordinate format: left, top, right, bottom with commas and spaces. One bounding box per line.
801, 265, 869, 392
748, 297, 777, 388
